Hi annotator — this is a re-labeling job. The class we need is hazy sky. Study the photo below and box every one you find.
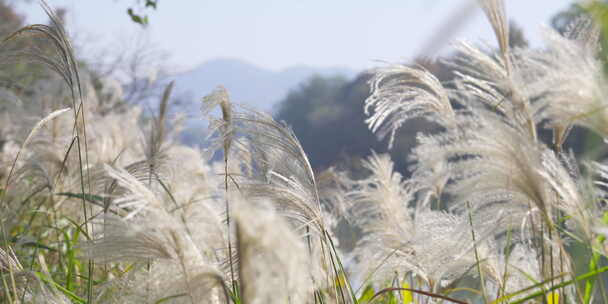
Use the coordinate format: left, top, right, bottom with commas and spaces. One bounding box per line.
17, 0, 574, 72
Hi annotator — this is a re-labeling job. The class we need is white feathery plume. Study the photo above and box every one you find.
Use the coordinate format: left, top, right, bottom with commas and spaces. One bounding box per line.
413, 112, 551, 217
483, 243, 572, 302
202, 86, 233, 157
345, 154, 496, 290
83, 165, 229, 304
1, 107, 71, 215
450, 42, 537, 141
220, 108, 328, 237
234, 201, 311, 304
0, 247, 73, 304
364, 65, 454, 149
538, 151, 594, 239
84, 214, 178, 261
516, 19, 608, 140
357, 208, 493, 291
450, 0, 539, 141
347, 153, 414, 238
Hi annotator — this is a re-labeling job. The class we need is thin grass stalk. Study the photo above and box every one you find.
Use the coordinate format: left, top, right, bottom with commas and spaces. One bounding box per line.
549, 227, 554, 304
466, 202, 488, 304
354, 248, 399, 295
225, 156, 237, 297
325, 238, 347, 304
499, 226, 514, 302
207, 88, 237, 296
235, 221, 244, 304
557, 209, 566, 304
36, 2, 95, 301
324, 229, 358, 303
540, 210, 546, 302
0, 244, 17, 304
508, 265, 608, 304
307, 225, 320, 304
0, 108, 70, 303
318, 235, 340, 303
583, 222, 608, 303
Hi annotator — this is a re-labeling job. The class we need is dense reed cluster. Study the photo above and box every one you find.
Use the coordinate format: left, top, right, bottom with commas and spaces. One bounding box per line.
2, 0, 608, 303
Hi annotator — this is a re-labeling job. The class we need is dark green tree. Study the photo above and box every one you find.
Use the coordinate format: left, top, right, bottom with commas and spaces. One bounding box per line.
126, 0, 158, 26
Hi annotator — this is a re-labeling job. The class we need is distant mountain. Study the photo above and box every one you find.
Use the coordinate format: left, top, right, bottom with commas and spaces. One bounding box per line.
169, 58, 357, 146
172, 58, 357, 113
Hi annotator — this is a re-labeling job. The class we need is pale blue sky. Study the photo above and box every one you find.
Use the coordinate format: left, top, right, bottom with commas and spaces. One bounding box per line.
16, 0, 574, 72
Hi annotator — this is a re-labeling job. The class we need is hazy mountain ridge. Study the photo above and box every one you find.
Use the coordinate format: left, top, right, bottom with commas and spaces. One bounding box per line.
172, 58, 357, 112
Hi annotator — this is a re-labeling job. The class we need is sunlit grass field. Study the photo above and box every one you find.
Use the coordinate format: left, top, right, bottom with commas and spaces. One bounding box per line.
4, 1, 608, 303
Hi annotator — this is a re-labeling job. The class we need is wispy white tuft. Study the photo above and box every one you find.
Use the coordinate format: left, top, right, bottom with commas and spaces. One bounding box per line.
364, 65, 454, 149
235, 202, 311, 304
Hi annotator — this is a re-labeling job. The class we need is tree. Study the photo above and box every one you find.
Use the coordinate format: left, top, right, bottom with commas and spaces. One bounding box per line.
125, 0, 158, 26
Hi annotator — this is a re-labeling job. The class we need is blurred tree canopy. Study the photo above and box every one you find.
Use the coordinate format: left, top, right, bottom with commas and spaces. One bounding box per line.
274, 72, 438, 175
0, 0, 22, 35
126, 0, 158, 26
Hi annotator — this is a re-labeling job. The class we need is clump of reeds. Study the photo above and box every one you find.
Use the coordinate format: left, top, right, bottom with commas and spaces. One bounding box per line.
3, 0, 608, 303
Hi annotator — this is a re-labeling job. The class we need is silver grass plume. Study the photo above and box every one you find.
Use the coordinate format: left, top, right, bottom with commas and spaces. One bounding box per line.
413, 112, 554, 227
347, 153, 414, 241
203, 88, 337, 293
234, 201, 310, 304
411, 111, 575, 285
0, 7, 94, 301
202, 86, 233, 157
2, 107, 70, 192
364, 65, 454, 149
202, 86, 238, 290
450, 42, 537, 142
450, 0, 537, 141
539, 151, 594, 240
345, 154, 494, 290
516, 18, 608, 142
1, 1, 87, 139
83, 165, 229, 304
1, 107, 71, 229
0, 247, 72, 304
483, 243, 572, 302
144, 81, 175, 182
218, 106, 327, 237
231, 110, 342, 293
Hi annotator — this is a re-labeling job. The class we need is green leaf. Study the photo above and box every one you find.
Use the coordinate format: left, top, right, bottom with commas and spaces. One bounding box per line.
127, 8, 147, 26
10, 236, 55, 251
357, 285, 375, 303
145, 0, 158, 9
55, 192, 105, 208
35, 272, 86, 304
